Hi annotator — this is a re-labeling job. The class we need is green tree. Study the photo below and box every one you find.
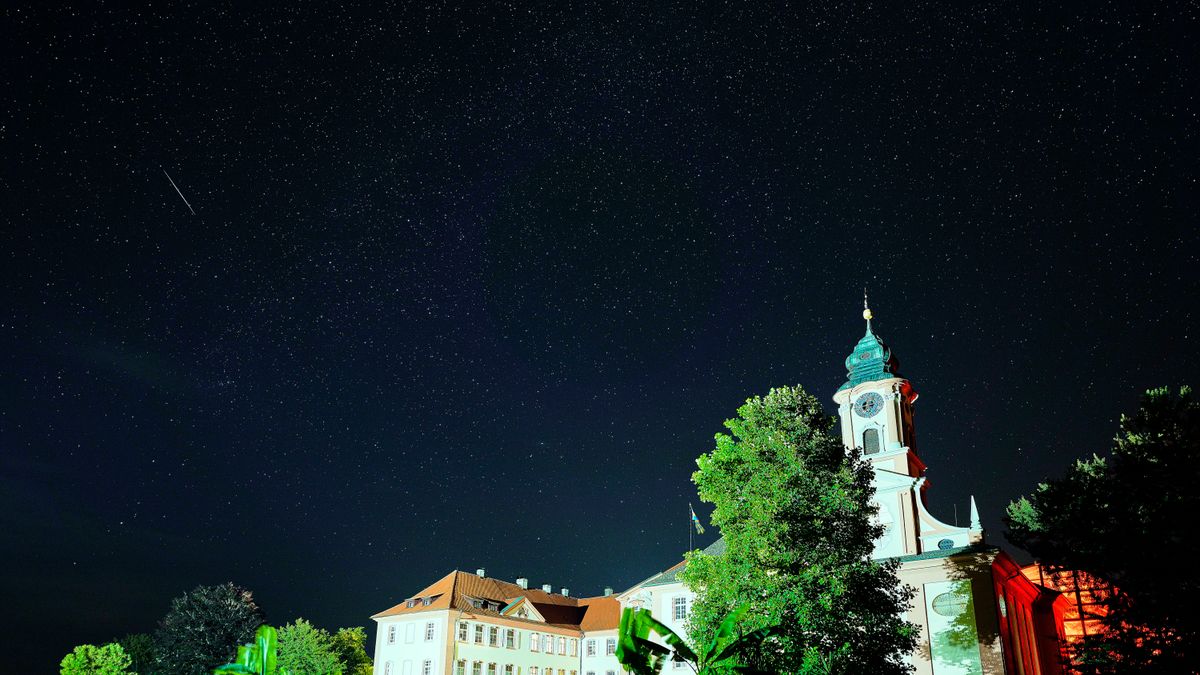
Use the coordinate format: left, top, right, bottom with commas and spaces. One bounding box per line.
152, 583, 265, 675
330, 627, 372, 675
1006, 386, 1200, 673
60, 642, 134, 675
679, 385, 917, 674
118, 633, 155, 674
276, 619, 343, 675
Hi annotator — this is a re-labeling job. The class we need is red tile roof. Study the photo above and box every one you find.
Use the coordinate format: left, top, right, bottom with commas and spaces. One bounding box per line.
372, 571, 621, 631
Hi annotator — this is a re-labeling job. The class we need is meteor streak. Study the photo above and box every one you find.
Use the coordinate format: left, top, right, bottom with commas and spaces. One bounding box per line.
162, 168, 196, 215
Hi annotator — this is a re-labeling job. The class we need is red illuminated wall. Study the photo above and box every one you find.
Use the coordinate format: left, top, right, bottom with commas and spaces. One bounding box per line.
993, 553, 1069, 675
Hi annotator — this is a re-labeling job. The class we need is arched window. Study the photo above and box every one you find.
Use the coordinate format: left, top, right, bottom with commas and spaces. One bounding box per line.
863, 428, 880, 455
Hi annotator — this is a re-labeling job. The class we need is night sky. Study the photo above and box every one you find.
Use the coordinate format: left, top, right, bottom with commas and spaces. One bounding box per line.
3, 2, 1198, 672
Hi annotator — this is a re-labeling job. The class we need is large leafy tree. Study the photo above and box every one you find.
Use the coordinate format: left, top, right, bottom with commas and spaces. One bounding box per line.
60, 642, 134, 675
680, 385, 917, 674
330, 627, 373, 675
1006, 386, 1200, 673
152, 583, 265, 675
276, 619, 343, 675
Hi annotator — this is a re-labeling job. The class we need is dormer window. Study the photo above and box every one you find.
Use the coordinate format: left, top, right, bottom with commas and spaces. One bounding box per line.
423, 597, 433, 606
406, 599, 417, 608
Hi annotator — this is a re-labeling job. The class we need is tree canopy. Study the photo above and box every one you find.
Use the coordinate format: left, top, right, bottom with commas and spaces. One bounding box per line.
60, 642, 134, 675
276, 619, 343, 675
118, 633, 155, 674
679, 385, 917, 674
151, 582, 265, 675
330, 626, 373, 675
1006, 385, 1200, 673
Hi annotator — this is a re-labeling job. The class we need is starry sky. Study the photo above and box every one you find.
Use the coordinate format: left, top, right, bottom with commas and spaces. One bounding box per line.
3, 2, 1198, 671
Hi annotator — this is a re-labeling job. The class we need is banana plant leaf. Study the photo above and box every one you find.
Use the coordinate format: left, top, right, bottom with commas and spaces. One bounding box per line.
616, 605, 780, 675
214, 625, 280, 675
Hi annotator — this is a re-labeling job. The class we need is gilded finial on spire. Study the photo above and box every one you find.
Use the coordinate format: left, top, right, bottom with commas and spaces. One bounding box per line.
862, 288, 873, 321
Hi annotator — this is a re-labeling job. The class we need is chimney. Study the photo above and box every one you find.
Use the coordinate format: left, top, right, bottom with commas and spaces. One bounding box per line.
476, 568, 486, 578
516, 577, 529, 589
542, 584, 553, 593
561, 588, 570, 597
604, 587, 613, 597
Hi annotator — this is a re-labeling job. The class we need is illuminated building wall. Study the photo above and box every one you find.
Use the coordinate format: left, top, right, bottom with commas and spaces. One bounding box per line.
1020, 564, 1112, 672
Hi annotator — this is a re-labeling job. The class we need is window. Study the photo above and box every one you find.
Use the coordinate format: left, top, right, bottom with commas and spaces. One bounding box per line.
505, 666, 514, 675
558, 637, 566, 655
673, 597, 688, 620
605, 638, 616, 656
423, 661, 432, 675
570, 639, 577, 656
531, 633, 540, 652
425, 622, 436, 641
387, 625, 396, 644
489, 626, 499, 647
384, 663, 392, 675
423, 596, 433, 606
586, 640, 596, 657
472, 662, 482, 675
531, 668, 539, 675
488, 602, 500, 612
606, 671, 616, 675
456, 661, 466, 675
459, 622, 469, 641
487, 664, 497, 675
505, 628, 515, 649
406, 599, 417, 608
863, 428, 880, 455
474, 624, 484, 645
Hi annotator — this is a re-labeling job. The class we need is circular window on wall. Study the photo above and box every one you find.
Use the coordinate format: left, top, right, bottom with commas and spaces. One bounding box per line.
931, 592, 969, 617
937, 538, 955, 550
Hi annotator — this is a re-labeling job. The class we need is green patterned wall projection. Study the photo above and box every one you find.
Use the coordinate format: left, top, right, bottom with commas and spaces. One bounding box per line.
924, 580, 984, 675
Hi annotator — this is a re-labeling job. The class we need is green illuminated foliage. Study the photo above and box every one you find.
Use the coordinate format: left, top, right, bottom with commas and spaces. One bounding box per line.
214, 625, 281, 675
275, 619, 343, 675
680, 385, 917, 674
60, 642, 134, 675
330, 627, 373, 675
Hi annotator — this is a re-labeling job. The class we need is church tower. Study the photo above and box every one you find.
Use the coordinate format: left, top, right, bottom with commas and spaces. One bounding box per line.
832, 294, 982, 559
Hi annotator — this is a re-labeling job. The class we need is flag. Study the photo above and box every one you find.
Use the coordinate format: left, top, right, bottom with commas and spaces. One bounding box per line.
690, 503, 705, 535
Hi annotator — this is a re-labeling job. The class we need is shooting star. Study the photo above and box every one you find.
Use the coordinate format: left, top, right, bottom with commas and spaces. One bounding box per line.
162, 168, 196, 215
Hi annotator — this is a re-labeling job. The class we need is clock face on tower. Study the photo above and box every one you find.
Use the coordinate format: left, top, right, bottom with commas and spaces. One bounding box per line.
853, 392, 884, 418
